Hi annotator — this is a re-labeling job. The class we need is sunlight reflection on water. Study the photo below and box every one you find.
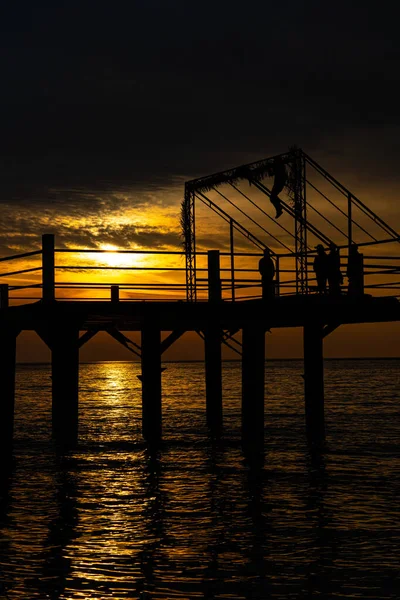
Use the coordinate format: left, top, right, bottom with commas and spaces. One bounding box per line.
0, 360, 399, 599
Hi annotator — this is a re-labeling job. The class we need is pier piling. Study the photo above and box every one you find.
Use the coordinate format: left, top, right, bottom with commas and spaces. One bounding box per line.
303, 323, 325, 444
51, 325, 80, 445
205, 250, 223, 436
204, 326, 223, 435
141, 325, 162, 444
242, 325, 265, 453
0, 325, 18, 459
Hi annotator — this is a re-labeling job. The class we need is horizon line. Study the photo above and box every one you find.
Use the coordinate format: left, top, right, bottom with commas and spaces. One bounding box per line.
16, 357, 400, 365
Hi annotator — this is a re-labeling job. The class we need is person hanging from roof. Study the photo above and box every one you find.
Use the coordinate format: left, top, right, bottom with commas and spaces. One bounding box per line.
269, 156, 286, 219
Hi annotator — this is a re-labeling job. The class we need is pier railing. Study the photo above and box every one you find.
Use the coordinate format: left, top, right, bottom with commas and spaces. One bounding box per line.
0, 234, 399, 306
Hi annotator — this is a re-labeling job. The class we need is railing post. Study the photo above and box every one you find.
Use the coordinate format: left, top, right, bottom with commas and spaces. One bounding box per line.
207, 250, 221, 302
0, 284, 9, 309
111, 285, 119, 303
230, 220, 235, 302
42, 234, 55, 302
348, 193, 353, 253
275, 257, 280, 297
359, 253, 364, 295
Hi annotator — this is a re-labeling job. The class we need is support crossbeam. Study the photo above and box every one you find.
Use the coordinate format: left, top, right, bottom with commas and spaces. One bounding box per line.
160, 329, 186, 354
78, 329, 99, 348
106, 328, 141, 358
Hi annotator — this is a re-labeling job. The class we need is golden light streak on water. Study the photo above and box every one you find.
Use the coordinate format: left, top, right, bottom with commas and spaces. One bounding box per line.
0, 360, 398, 598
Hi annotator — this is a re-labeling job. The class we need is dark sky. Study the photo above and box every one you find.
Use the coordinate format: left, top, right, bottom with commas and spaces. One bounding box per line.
1, 1, 400, 247
2, 2, 400, 360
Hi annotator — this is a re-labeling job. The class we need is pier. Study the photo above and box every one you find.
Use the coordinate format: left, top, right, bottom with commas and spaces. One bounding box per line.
0, 148, 399, 457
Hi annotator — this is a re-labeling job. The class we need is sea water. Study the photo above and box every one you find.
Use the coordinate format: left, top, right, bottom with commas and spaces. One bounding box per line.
0, 359, 399, 599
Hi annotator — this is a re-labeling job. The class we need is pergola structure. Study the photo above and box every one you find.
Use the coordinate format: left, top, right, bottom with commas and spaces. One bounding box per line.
182, 147, 399, 301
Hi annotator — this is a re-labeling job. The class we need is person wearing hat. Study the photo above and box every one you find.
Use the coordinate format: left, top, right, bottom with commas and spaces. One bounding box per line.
259, 248, 276, 300
313, 244, 328, 294
347, 243, 364, 296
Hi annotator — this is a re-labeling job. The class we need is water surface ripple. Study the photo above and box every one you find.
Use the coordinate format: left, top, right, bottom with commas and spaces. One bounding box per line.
0, 360, 399, 599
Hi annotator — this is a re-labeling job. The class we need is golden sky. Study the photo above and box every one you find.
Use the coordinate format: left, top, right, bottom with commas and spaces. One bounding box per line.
1, 151, 399, 361
2, 3, 400, 359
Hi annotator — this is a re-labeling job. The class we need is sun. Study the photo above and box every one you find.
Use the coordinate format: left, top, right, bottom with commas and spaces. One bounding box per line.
97, 244, 142, 268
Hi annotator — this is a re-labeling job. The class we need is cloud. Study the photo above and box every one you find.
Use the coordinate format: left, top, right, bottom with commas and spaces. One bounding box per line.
0, 187, 183, 255
1, 0, 400, 259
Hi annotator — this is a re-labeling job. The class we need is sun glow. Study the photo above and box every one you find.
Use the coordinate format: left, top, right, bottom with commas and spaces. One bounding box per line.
96, 244, 143, 269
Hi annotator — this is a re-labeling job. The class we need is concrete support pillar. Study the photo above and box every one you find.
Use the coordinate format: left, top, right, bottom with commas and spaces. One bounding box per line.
242, 325, 265, 453
141, 325, 162, 444
303, 323, 325, 444
0, 326, 18, 460
204, 327, 223, 436
51, 326, 80, 445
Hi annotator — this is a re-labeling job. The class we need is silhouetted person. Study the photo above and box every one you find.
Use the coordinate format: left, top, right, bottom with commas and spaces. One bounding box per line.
313, 244, 328, 294
270, 156, 286, 219
327, 243, 342, 296
259, 248, 275, 300
347, 243, 364, 296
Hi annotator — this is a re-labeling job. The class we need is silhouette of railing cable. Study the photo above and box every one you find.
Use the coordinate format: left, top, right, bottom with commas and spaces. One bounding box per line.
306, 179, 377, 241
212, 187, 293, 253
337, 237, 399, 250
304, 152, 400, 242
8, 283, 41, 290
56, 248, 185, 255
249, 179, 334, 247
367, 281, 400, 288
228, 182, 297, 243
305, 200, 348, 239
56, 265, 187, 271
195, 192, 267, 251
0, 250, 41, 263
0, 267, 42, 278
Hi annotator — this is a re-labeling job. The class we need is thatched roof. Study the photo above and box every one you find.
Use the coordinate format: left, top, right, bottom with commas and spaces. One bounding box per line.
185, 150, 294, 193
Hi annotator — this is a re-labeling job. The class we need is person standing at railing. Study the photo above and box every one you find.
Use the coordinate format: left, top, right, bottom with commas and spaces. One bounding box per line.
347, 243, 364, 296
259, 248, 275, 300
327, 243, 343, 296
269, 156, 286, 219
313, 244, 328, 294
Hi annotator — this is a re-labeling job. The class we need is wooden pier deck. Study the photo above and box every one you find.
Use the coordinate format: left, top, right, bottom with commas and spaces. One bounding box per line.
1, 147, 399, 460
2, 293, 399, 332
